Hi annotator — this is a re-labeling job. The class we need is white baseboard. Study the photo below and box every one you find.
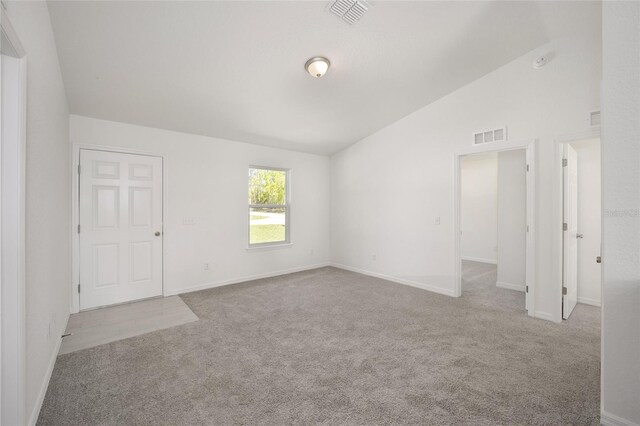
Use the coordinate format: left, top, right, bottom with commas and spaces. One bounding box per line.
29, 312, 70, 426
330, 263, 456, 297
534, 310, 558, 323
601, 410, 640, 426
496, 281, 525, 292
578, 296, 601, 307
165, 262, 331, 296
461, 256, 497, 265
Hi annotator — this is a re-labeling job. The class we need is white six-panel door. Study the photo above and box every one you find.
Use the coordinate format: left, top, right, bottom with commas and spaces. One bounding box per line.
79, 149, 163, 310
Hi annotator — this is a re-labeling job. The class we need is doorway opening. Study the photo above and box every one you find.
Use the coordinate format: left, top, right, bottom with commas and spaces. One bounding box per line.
459, 149, 527, 312
454, 141, 536, 317
560, 138, 601, 319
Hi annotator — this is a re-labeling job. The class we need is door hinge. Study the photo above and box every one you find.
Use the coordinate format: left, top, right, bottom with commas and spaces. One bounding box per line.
526, 285, 529, 293
562, 158, 568, 167
562, 287, 567, 295
77, 284, 81, 293
77, 224, 81, 233
526, 224, 530, 232
563, 222, 568, 231
77, 164, 81, 174
526, 164, 530, 172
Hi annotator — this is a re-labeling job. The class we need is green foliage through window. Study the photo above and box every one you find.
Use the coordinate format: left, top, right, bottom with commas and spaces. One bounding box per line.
249, 168, 286, 205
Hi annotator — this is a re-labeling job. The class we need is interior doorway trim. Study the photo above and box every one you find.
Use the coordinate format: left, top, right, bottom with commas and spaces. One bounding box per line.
453, 139, 537, 318
553, 129, 601, 320
71, 144, 168, 314
1, 9, 27, 426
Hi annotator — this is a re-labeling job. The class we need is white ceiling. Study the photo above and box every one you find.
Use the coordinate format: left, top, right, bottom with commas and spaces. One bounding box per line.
48, 1, 601, 155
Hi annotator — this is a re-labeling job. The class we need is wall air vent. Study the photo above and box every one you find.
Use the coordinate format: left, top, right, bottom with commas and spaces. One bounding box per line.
329, 0, 370, 25
473, 127, 507, 146
590, 110, 601, 127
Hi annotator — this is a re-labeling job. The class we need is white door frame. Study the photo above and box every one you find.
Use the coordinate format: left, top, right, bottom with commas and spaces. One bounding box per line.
453, 139, 536, 317
1, 9, 27, 426
553, 129, 601, 319
71, 144, 168, 313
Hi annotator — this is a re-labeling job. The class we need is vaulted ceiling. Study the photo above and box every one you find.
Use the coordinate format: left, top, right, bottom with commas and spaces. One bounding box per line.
48, 1, 601, 155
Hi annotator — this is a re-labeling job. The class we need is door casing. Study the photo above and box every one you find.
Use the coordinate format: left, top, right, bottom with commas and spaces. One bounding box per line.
71, 145, 168, 313
1, 10, 27, 426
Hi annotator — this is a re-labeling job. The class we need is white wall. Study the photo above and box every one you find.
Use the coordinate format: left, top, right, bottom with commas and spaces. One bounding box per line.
570, 139, 601, 307
331, 30, 601, 319
460, 153, 497, 264
3, 2, 71, 424
601, 1, 640, 424
496, 149, 527, 290
70, 115, 331, 299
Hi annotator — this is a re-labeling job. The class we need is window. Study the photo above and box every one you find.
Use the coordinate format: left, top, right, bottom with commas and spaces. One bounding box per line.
248, 167, 289, 247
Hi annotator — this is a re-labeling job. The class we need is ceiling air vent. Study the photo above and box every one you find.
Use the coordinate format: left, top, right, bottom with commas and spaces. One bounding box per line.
590, 111, 601, 127
473, 127, 507, 146
329, 0, 370, 25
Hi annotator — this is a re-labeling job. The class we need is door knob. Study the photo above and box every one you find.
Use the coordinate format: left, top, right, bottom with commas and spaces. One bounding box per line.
155, 231, 161, 237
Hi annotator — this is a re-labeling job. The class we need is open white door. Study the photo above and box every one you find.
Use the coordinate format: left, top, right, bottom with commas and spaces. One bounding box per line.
79, 149, 163, 310
562, 145, 578, 319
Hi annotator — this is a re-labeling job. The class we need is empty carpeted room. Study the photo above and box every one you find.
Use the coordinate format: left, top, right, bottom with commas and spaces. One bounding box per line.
1, 1, 639, 425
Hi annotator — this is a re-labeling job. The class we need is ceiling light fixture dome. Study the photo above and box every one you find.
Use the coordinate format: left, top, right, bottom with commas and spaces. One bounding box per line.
305, 57, 330, 78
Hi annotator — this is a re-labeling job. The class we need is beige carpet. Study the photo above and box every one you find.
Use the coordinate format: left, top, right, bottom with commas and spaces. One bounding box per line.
38, 265, 600, 425
461, 260, 526, 312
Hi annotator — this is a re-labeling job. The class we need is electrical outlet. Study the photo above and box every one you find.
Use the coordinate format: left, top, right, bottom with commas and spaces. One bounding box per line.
183, 217, 196, 225
435, 216, 441, 225
204, 262, 210, 270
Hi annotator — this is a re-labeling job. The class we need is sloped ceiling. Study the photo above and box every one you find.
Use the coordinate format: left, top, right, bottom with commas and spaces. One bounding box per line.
47, 1, 601, 155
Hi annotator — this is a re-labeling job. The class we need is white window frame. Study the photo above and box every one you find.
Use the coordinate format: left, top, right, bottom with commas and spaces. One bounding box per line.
248, 166, 291, 249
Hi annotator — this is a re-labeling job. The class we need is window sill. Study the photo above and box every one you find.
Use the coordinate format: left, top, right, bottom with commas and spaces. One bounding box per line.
246, 243, 293, 251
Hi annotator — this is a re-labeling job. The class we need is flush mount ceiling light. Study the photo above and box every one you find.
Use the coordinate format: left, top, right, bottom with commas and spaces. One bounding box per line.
305, 57, 330, 78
